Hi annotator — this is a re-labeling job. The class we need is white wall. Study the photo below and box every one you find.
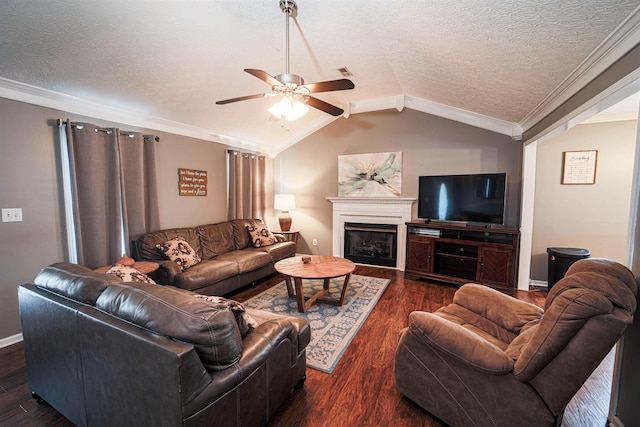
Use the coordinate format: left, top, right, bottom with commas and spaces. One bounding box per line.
530, 119, 638, 280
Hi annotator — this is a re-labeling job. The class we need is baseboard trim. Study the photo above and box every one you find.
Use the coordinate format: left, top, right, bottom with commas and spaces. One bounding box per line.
608, 415, 625, 427
529, 279, 548, 290
0, 333, 23, 348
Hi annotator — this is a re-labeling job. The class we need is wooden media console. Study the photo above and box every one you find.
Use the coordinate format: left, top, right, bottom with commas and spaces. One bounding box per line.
405, 221, 519, 288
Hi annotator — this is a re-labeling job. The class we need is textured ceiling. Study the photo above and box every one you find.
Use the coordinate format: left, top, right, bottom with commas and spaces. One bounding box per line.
1, 0, 639, 154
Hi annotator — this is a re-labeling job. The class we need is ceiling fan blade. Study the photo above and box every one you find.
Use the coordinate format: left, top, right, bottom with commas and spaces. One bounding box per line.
305, 96, 344, 116
302, 79, 355, 93
215, 93, 267, 105
244, 69, 282, 87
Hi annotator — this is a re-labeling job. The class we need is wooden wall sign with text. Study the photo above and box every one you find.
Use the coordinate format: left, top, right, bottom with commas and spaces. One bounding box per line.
178, 168, 207, 196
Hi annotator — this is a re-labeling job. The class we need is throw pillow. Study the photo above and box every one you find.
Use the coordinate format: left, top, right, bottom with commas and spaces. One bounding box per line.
106, 264, 156, 284
246, 224, 278, 248
156, 237, 201, 271
193, 294, 258, 337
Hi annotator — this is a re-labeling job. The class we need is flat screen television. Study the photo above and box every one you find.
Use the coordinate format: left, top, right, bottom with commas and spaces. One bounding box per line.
418, 173, 507, 225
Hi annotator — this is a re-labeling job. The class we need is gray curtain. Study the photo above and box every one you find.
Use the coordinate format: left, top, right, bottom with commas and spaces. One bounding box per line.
66, 120, 159, 268
118, 132, 160, 242
227, 150, 266, 220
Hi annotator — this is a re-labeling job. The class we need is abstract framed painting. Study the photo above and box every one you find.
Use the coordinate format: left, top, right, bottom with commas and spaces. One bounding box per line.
338, 152, 402, 197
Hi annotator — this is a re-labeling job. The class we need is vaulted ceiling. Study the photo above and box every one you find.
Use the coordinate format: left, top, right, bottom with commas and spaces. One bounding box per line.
1, 1, 639, 155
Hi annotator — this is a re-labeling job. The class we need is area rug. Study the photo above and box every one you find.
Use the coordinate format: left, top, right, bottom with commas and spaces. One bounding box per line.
243, 275, 390, 374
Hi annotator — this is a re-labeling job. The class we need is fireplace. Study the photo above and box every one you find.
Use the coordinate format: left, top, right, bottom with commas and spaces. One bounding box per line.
327, 197, 415, 270
344, 223, 397, 267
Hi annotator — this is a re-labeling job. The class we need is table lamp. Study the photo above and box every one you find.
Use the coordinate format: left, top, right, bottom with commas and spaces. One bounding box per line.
274, 194, 296, 231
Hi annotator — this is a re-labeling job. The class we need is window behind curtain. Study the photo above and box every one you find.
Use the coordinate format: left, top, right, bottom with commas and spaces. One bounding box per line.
60, 120, 159, 268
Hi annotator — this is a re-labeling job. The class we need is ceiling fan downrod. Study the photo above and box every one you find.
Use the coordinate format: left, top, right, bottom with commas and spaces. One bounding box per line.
276, 0, 303, 88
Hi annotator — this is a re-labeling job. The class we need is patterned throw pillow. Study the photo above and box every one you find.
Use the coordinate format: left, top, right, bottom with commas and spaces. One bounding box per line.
106, 264, 156, 284
156, 237, 201, 271
193, 294, 258, 337
246, 224, 278, 248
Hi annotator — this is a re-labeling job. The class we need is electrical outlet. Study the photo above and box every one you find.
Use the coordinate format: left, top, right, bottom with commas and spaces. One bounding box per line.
2, 208, 23, 222
312, 239, 318, 246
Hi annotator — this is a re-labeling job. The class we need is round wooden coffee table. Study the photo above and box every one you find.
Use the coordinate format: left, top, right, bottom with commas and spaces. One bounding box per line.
274, 255, 356, 313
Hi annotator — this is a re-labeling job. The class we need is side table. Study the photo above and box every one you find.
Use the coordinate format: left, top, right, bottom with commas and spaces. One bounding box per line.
274, 230, 299, 250
94, 261, 160, 276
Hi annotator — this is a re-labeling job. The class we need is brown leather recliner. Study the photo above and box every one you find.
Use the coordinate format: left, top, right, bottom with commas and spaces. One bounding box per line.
394, 258, 638, 427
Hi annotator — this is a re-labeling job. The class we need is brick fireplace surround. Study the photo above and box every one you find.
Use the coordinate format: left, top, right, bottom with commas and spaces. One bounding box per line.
327, 197, 416, 270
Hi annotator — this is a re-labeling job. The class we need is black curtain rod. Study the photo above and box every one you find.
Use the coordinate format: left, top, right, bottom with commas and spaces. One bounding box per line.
56, 119, 160, 142
227, 149, 264, 157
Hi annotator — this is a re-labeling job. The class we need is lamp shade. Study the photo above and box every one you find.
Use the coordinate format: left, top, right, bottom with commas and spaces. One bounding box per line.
274, 194, 296, 211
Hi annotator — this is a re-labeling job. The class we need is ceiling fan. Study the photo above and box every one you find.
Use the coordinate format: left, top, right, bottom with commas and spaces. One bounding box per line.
216, 0, 355, 118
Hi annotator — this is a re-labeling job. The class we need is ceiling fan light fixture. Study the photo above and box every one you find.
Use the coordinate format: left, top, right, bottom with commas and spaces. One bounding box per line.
269, 97, 309, 121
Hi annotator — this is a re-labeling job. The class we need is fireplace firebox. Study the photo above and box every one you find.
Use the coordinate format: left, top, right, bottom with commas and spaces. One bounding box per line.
344, 222, 397, 267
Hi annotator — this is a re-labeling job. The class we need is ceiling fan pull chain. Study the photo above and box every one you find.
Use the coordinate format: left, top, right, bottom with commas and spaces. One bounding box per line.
280, 117, 291, 131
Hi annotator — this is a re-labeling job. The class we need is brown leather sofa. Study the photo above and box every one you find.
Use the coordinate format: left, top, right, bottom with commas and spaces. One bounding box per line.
131, 219, 295, 296
19, 262, 309, 427
394, 258, 638, 427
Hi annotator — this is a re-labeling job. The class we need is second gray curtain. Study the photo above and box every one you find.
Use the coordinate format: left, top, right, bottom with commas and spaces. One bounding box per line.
119, 131, 160, 243
227, 150, 266, 221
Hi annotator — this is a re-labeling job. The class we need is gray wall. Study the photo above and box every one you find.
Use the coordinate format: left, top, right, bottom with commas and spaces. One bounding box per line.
531, 119, 638, 280
0, 101, 521, 342
0, 99, 65, 341
0, 97, 242, 340
273, 109, 523, 255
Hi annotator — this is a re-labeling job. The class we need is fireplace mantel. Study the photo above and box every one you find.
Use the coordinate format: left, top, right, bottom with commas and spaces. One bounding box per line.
327, 197, 416, 270
326, 197, 417, 205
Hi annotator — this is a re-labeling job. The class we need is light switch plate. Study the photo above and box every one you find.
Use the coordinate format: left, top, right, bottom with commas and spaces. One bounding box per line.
2, 208, 23, 222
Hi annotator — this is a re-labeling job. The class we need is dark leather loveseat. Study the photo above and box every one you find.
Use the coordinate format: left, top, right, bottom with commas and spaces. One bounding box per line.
131, 218, 295, 296
19, 262, 309, 427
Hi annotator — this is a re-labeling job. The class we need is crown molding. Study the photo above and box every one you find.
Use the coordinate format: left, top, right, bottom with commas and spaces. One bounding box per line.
519, 5, 640, 131
347, 95, 406, 116
1, 74, 524, 155
523, 69, 640, 145
0, 76, 264, 151
404, 96, 522, 139
348, 94, 521, 139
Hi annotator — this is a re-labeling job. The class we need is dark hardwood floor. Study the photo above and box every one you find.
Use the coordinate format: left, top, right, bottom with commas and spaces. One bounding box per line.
0, 266, 613, 426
